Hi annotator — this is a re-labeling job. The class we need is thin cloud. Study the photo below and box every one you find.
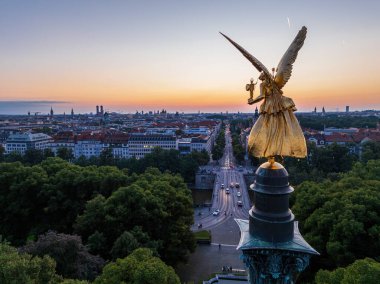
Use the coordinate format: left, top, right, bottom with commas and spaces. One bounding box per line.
0, 100, 69, 104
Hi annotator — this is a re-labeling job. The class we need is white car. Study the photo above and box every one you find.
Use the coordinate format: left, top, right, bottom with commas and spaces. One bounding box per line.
237, 192, 241, 197
213, 209, 221, 216
225, 189, 230, 194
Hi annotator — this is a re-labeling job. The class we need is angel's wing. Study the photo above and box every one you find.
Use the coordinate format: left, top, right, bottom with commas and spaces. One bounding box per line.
275, 26, 307, 89
220, 32, 272, 79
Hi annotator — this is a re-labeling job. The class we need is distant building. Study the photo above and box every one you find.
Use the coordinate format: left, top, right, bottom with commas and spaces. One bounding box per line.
324, 133, 354, 145
177, 135, 212, 155
49, 132, 75, 156
183, 126, 211, 136
177, 138, 192, 154
146, 127, 177, 135
324, 127, 359, 135
103, 133, 129, 159
128, 134, 176, 159
346, 105, 350, 113
5, 132, 53, 154
305, 134, 325, 147
49, 131, 130, 159
74, 137, 104, 158
190, 136, 212, 153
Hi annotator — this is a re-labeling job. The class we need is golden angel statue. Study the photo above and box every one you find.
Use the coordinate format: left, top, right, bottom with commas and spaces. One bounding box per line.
221, 26, 308, 159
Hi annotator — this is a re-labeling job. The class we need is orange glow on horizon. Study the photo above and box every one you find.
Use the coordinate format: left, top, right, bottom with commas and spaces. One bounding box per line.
1, 64, 379, 112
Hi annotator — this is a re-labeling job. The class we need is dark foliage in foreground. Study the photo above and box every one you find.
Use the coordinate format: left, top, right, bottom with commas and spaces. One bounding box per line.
20, 231, 104, 281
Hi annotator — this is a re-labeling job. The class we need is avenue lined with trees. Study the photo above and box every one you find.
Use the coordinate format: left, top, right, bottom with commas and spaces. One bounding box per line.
229, 119, 250, 164
211, 127, 226, 161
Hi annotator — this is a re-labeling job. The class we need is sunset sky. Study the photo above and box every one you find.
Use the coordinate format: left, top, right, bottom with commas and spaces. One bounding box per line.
0, 0, 379, 114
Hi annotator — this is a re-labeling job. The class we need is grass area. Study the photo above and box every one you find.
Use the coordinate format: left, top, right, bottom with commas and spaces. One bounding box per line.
194, 230, 211, 241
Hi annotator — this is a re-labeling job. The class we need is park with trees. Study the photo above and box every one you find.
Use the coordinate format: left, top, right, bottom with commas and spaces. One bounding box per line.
0, 157, 194, 283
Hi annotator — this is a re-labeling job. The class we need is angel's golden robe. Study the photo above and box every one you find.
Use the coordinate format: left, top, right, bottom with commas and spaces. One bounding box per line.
248, 83, 307, 158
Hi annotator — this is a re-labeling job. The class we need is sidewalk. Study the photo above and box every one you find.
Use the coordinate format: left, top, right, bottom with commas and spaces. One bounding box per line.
176, 217, 245, 283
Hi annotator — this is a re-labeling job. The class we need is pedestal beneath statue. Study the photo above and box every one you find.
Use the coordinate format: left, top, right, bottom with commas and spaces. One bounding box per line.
236, 161, 318, 283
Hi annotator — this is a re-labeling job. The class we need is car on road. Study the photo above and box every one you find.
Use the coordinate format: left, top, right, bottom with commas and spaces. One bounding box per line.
235, 183, 240, 188
221, 183, 225, 189
237, 201, 243, 207
225, 188, 230, 194
237, 192, 241, 197
213, 209, 220, 216
230, 182, 234, 188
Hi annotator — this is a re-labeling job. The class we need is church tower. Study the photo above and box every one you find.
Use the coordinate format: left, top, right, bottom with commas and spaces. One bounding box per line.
254, 106, 259, 121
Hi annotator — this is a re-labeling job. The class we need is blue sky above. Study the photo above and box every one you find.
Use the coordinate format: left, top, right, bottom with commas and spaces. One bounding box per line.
0, 0, 379, 114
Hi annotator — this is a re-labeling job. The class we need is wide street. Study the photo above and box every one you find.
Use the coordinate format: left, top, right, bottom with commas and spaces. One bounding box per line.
177, 126, 253, 283
192, 125, 251, 231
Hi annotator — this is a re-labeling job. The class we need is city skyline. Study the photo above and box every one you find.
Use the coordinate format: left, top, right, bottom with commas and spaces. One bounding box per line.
1, 0, 380, 114
0, 100, 373, 116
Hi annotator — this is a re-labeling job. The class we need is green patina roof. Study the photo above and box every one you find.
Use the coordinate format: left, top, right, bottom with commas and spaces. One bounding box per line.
235, 219, 319, 255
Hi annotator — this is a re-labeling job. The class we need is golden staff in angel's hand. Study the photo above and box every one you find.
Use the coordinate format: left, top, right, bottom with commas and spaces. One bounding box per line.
221, 27, 308, 159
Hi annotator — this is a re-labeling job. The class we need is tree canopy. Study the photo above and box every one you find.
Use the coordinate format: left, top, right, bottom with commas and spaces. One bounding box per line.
20, 231, 104, 281
75, 167, 195, 265
285, 142, 357, 185
293, 160, 380, 273
297, 114, 379, 130
0, 158, 128, 244
212, 129, 225, 161
0, 241, 59, 284
94, 248, 180, 284
0, 242, 181, 284
315, 258, 380, 284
